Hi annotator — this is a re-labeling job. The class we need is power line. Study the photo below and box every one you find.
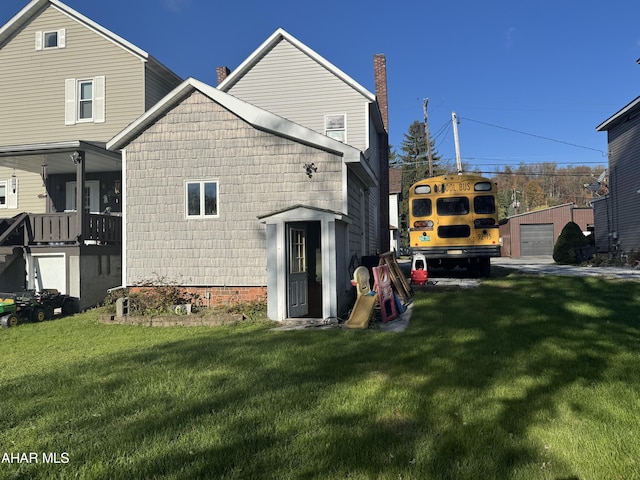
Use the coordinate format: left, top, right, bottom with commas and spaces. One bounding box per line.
460, 117, 608, 156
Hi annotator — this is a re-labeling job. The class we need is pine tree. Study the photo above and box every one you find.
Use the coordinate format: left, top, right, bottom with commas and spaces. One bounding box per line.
397, 120, 442, 247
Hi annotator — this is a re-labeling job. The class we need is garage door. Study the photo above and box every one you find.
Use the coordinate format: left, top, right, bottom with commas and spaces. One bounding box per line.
520, 224, 554, 256
32, 254, 67, 294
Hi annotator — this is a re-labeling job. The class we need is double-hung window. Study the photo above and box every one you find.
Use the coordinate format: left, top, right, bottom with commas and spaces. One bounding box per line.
65, 76, 105, 125
78, 80, 93, 121
186, 181, 218, 218
325, 114, 346, 142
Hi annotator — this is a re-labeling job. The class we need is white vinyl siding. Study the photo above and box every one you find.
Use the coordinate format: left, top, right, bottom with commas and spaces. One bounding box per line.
0, 4, 147, 144
225, 40, 368, 152
0, 168, 42, 212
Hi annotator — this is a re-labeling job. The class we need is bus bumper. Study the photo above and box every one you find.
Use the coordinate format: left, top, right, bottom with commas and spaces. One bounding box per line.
411, 245, 501, 259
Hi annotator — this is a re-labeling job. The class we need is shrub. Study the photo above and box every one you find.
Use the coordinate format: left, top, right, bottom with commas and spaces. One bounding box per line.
553, 221, 590, 265
103, 276, 201, 316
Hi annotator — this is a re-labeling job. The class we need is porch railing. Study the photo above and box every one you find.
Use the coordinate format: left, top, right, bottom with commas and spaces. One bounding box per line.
26, 213, 122, 246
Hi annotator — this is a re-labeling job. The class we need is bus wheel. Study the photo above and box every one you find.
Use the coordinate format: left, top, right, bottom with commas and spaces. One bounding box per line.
480, 258, 491, 277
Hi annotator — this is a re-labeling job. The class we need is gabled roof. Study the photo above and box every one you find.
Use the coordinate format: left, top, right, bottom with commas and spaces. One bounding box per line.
107, 77, 376, 184
596, 96, 640, 132
217, 27, 376, 102
0, 0, 180, 82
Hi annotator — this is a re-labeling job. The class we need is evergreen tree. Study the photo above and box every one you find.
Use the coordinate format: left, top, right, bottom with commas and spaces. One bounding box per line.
397, 120, 442, 247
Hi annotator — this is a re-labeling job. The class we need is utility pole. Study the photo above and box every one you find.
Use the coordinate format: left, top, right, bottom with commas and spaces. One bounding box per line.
452, 111, 462, 174
423, 99, 434, 178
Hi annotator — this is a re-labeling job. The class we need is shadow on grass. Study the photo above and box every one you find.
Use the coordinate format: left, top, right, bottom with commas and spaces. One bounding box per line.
1, 274, 639, 479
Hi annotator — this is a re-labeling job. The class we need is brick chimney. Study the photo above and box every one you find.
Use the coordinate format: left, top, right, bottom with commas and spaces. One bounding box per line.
373, 54, 388, 133
216, 66, 231, 86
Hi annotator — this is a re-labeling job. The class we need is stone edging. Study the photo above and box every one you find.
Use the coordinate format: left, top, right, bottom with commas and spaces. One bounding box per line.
98, 313, 244, 327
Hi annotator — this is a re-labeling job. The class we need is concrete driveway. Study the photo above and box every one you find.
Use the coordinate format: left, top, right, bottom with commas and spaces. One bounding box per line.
493, 256, 640, 281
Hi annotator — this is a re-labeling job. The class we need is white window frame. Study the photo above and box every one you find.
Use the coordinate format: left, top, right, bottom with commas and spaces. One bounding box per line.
325, 114, 347, 143
185, 180, 219, 219
35, 29, 66, 50
77, 79, 94, 122
65, 76, 105, 125
0, 181, 6, 209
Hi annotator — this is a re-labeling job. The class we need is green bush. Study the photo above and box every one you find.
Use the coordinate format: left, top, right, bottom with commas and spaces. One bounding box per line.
553, 221, 590, 264
102, 276, 202, 316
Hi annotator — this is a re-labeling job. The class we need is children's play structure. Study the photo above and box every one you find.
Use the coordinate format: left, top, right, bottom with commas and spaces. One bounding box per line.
344, 252, 412, 329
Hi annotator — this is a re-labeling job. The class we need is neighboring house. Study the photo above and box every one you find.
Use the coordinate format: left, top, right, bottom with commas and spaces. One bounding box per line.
107, 78, 381, 321
499, 203, 594, 258
216, 28, 390, 257
388, 167, 402, 254
0, 0, 181, 306
595, 95, 640, 255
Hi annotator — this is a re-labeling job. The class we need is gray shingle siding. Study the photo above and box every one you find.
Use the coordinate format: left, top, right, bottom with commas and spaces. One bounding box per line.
125, 91, 345, 286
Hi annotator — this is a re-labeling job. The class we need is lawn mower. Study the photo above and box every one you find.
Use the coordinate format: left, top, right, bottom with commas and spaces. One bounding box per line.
0, 290, 75, 328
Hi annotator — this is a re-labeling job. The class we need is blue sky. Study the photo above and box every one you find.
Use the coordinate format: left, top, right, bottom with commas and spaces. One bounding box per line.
2, 0, 639, 174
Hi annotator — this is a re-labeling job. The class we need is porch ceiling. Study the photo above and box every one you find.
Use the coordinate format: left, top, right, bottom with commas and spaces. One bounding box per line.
0, 141, 121, 175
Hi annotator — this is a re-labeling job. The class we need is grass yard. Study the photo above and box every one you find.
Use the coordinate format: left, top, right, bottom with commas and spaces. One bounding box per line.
1, 270, 639, 479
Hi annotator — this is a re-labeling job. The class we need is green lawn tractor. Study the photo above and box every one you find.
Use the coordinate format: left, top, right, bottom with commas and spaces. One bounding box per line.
0, 290, 75, 328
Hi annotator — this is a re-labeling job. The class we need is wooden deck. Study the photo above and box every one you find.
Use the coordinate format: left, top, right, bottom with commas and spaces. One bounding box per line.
0, 212, 122, 246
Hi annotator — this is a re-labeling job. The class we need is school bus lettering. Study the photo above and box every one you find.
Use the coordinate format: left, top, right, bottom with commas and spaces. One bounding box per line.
444, 181, 471, 193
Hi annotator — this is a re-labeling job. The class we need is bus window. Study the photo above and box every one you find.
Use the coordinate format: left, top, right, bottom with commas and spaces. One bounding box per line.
437, 197, 469, 216
412, 199, 432, 217
474, 182, 493, 191
438, 225, 471, 238
474, 195, 496, 214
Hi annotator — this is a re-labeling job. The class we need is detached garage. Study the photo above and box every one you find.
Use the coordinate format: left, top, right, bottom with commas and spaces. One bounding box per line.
499, 204, 593, 258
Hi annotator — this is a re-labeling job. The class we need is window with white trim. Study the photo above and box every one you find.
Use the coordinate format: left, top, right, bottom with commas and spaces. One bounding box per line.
325, 114, 346, 142
186, 181, 218, 218
78, 80, 93, 121
65, 76, 105, 125
35, 29, 66, 50
0, 182, 6, 208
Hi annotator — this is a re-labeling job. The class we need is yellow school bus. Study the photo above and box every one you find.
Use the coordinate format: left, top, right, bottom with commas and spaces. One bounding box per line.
408, 173, 500, 276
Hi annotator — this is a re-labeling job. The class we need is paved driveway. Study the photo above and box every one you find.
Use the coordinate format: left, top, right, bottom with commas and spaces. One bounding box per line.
493, 256, 640, 281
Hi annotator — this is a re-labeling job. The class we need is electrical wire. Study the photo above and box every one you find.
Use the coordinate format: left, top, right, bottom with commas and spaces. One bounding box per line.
459, 117, 608, 156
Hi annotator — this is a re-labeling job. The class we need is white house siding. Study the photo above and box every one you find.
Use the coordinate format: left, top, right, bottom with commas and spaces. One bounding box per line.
225, 40, 368, 152
0, 167, 46, 214
125, 91, 345, 286
0, 4, 146, 145
607, 113, 640, 254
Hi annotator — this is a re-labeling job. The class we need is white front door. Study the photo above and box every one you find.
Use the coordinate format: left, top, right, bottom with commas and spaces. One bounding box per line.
66, 180, 100, 213
287, 225, 308, 317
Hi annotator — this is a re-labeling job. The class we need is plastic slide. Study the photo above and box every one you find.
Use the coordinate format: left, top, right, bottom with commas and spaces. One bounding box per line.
345, 266, 377, 329
344, 293, 377, 329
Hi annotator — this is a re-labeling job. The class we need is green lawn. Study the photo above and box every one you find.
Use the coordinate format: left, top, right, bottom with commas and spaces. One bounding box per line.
1, 270, 639, 479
